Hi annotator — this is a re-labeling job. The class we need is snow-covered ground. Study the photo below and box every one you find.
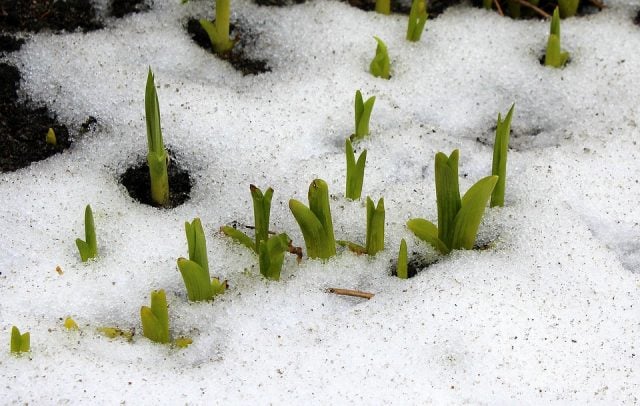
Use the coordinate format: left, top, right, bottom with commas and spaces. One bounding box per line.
1, 0, 640, 403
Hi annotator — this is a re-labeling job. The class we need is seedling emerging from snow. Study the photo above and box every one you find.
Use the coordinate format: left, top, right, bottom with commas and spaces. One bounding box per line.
407, 150, 498, 254
375, 0, 390, 15
258, 233, 290, 281
46, 128, 56, 145
222, 185, 291, 280
351, 90, 376, 141
75, 204, 97, 262
10, 326, 30, 354
558, 0, 579, 18
199, 0, 234, 54
396, 239, 408, 279
64, 317, 79, 330
406, 0, 428, 42
145, 69, 170, 207
370, 37, 390, 80
545, 8, 569, 68
338, 197, 385, 256
345, 139, 367, 200
178, 218, 226, 301
290, 179, 336, 259
490, 104, 515, 207
141, 289, 170, 344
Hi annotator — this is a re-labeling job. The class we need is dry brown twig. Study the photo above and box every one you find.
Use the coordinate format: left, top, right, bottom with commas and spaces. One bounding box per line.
327, 288, 374, 300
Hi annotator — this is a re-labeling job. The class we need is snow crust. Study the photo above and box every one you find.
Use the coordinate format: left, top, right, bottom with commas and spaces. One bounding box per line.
1, 0, 640, 403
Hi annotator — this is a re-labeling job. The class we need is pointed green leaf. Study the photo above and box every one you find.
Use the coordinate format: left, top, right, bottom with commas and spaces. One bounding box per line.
308, 179, 336, 255
185, 218, 209, 274
141, 289, 170, 343
375, 0, 390, 14
145, 69, 169, 206
491, 104, 514, 207
451, 175, 498, 250
406, 0, 428, 42
435, 150, 461, 247
177, 258, 214, 302
407, 218, 449, 254
365, 197, 385, 256
396, 239, 408, 279
258, 233, 289, 280
251, 185, 273, 252
354, 90, 364, 133
290, 199, 330, 259
345, 139, 367, 199
355, 95, 376, 139
558, 0, 579, 18
550, 7, 561, 37
221, 225, 256, 251
370, 36, 390, 80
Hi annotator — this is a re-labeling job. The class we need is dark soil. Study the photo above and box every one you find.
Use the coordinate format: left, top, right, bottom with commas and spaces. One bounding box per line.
254, 0, 306, 6
120, 153, 192, 208
471, 0, 602, 19
0, 34, 24, 52
345, 0, 460, 17
186, 18, 270, 76
109, 0, 150, 18
634, 9, 640, 26
390, 252, 438, 278
0, 0, 102, 33
0, 63, 74, 172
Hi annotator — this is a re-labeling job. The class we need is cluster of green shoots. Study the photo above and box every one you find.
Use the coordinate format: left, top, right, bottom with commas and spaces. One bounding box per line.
222, 185, 291, 281
10, 326, 30, 354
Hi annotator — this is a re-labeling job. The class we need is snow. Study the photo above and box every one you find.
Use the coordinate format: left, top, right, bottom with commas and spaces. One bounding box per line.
1, 0, 640, 403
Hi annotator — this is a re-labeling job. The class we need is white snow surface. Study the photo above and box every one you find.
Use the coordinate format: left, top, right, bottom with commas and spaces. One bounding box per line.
1, 0, 640, 403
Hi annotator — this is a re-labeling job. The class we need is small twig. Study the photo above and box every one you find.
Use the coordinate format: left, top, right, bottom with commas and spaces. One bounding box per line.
493, 0, 504, 17
327, 288, 374, 300
288, 242, 303, 263
587, 0, 605, 10
515, 0, 550, 18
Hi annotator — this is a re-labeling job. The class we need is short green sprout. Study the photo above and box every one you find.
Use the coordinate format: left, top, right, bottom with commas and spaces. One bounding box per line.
64, 317, 79, 330
345, 139, 367, 200
75, 204, 97, 262
140, 289, 170, 344
375, 0, 390, 15
396, 238, 408, 279
407, 150, 498, 255
490, 104, 515, 208
289, 179, 336, 259
370, 36, 390, 80
351, 90, 376, 141
406, 0, 428, 42
482, 0, 492, 9
545, 8, 569, 68
10, 326, 30, 354
145, 68, 170, 207
177, 218, 226, 301
558, 0, 579, 18
46, 128, 57, 145
97, 327, 133, 341
338, 197, 385, 256
222, 185, 291, 281
199, 0, 234, 54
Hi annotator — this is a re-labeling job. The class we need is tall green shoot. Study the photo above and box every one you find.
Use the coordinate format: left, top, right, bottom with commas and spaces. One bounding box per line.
199, 0, 234, 54
545, 8, 569, 68
370, 37, 390, 80
351, 90, 376, 141
345, 139, 367, 200
145, 68, 170, 207
140, 289, 170, 344
10, 326, 30, 354
406, 0, 428, 42
75, 204, 97, 262
177, 218, 226, 301
396, 239, 408, 279
407, 150, 498, 254
375, 0, 390, 15
490, 104, 514, 207
258, 233, 290, 281
290, 179, 336, 259
338, 197, 385, 256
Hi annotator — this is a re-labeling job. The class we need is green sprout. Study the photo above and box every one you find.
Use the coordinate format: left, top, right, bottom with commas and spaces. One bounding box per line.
482, 0, 492, 9
177, 218, 226, 301
10, 326, 30, 354
396, 238, 408, 279
140, 289, 170, 344
558, 0, 579, 18
199, 0, 234, 54
545, 8, 569, 68
75, 204, 97, 262
370, 36, 390, 80
289, 179, 336, 259
406, 0, 428, 42
407, 150, 498, 255
46, 128, 57, 145
222, 185, 291, 281
507, 0, 521, 18
338, 197, 385, 256
345, 139, 367, 200
490, 104, 515, 208
351, 90, 376, 141
145, 68, 170, 207
375, 0, 390, 15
